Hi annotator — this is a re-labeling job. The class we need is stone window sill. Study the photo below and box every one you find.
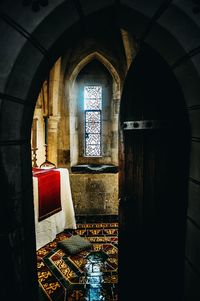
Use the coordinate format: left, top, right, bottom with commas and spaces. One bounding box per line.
71, 164, 118, 174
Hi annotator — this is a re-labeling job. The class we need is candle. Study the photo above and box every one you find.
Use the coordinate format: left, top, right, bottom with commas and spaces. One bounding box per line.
44, 116, 48, 144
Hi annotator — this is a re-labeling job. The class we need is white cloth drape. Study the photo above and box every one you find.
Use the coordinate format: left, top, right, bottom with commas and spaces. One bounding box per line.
33, 168, 76, 250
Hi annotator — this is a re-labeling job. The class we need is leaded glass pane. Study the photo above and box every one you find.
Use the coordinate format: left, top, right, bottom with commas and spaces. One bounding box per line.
86, 111, 101, 123
84, 86, 102, 110
84, 98, 101, 110
85, 144, 101, 157
84, 85, 102, 157
86, 133, 100, 145
84, 85, 102, 99
86, 122, 100, 133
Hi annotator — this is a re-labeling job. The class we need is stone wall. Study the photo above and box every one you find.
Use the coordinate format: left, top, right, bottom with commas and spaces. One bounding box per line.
70, 173, 119, 215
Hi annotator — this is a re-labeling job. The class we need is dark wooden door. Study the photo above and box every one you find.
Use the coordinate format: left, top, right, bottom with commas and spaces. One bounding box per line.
118, 44, 190, 301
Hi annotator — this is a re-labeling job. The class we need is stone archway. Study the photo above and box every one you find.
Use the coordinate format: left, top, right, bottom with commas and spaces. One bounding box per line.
0, 1, 200, 300
68, 51, 121, 99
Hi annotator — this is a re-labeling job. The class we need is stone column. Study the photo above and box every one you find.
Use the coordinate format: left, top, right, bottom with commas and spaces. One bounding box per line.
49, 58, 61, 116
120, 29, 137, 71
47, 116, 60, 166
47, 58, 61, 167
111, 100, 120, 165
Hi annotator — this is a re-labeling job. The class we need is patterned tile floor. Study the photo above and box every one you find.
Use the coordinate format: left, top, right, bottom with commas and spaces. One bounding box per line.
37, 215, 118, 301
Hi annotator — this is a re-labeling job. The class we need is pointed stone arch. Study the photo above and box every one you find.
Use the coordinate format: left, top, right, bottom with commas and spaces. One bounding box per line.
68, 51, 121, 99
65, 52, 121, 166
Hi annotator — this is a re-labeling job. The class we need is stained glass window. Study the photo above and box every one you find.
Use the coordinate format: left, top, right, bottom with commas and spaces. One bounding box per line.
84, 86, 102, 157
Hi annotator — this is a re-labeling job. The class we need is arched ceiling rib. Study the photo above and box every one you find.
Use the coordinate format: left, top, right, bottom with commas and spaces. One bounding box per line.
0, 13, 48, 57
172, 46, 200, 69
0, 0, 200, 109
174, 0, 200, 28
157, 4, 200, 52
1, 1, 200, 61
140, 0, 173, 41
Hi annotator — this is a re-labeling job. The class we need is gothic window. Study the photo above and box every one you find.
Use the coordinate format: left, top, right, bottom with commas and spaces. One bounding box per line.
84, 85, 102, 157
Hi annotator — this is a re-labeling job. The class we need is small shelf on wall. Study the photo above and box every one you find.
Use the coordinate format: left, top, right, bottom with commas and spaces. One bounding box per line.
71, 164, 118, 173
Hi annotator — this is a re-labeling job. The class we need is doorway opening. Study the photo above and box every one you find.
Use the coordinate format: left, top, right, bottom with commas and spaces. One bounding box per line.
32, 50, 122, 300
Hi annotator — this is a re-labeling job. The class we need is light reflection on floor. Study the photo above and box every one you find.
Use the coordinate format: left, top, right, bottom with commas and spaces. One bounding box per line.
84, 252, 106, 301
37, 221, 118, 301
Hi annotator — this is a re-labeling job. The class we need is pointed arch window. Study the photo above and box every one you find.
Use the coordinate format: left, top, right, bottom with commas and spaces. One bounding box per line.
84, 85, 102, 157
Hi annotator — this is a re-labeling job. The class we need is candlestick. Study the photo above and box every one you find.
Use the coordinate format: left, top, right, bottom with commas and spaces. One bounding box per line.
40, 144, 56, 169
44, 116, 48, 145
32, 147, 38, 167
40, 116, 56, 169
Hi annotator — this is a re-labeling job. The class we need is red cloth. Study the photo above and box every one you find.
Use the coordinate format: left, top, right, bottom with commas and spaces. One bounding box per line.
33, 168, 61, 221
